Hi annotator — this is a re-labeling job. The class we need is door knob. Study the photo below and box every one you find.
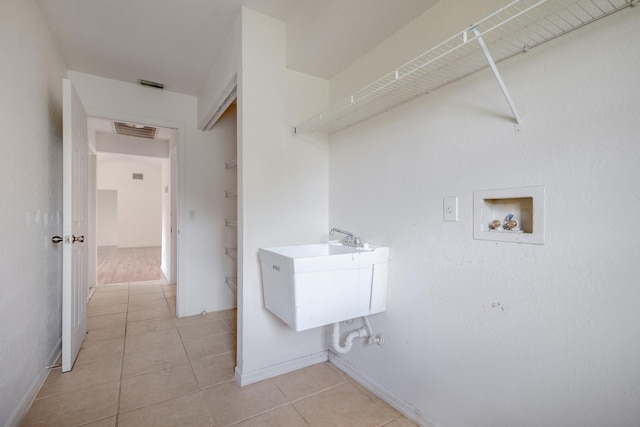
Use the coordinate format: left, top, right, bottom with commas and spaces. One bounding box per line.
52, 236, 63, 243
73, 235, 85, 243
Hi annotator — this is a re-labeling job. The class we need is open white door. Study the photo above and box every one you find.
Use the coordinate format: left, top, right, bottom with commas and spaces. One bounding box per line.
62, 79, 89, 372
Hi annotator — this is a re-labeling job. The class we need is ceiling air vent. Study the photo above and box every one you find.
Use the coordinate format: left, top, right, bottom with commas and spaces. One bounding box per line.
114, 122, 157, 139
132, 173, 144, 180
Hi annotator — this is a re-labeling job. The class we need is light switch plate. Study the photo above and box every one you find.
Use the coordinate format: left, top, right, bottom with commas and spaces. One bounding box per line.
443, 196, 458, 222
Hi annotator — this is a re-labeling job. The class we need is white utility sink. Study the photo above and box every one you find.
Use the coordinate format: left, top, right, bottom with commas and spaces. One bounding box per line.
259, 242, 389, 331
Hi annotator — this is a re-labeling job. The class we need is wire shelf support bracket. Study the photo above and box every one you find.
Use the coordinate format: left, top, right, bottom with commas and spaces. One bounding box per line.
471, 27, 523, 131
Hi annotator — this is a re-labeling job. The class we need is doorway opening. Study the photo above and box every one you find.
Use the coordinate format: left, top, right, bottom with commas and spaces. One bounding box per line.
88, 117, 178, 289
95, 155, 163, 285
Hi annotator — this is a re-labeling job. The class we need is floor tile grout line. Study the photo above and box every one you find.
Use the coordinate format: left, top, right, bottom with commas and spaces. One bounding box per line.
289, 403, 314, 427
286, 379, 350, 405
224, 401, 292, 427
32, 279, 415, 426
85, 281, 223, 425
27, 279, 237, 424
197, 377, 237, 393
179, 328, 237, 346
274, 366, 404, 426
113, 281, 131, 427
173, 297, 212, 384
31, 362, 124, 402
164, 284, 239, 425
221, 368, 349, 426
117, 282, 201, 415
94, 285, 385, 425
116, 390, 210, 420
160, 283, 218, 425
116, 280, 181, 420
262, 378, 319, 426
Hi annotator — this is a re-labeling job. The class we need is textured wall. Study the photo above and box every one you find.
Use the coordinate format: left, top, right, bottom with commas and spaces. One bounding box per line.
328, 6, 640, 427
96, 154, 163, 248
236, 9, 331, 382
0, 0, 67, 425
96, 190, 118, 246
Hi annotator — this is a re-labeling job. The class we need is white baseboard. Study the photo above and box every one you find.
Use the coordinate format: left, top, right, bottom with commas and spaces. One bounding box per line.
329, 352, 436, 427
6, 338, 61, 427
230, 349, 436, 426
235, 351, 329, 386
178, 304, 237, 319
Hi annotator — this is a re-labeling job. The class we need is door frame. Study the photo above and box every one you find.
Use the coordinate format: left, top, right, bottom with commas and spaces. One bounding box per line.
87, 108, 185, 310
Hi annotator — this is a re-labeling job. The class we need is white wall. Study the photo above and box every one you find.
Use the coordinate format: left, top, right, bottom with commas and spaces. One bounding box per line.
197, 10, 241, 129
233, 8, 331, 384
96, 189, 118, 246
69, 71, 235, 316
326, 5, 640, 427
96, 132, 170, 158
96, 153, 162, 248
0, 0, 67, 425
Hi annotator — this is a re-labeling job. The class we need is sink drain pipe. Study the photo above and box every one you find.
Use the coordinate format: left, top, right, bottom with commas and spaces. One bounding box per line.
332, 317, 374, 354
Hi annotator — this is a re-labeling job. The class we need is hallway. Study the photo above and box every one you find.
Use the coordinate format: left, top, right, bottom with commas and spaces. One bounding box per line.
21, 280, 416, 426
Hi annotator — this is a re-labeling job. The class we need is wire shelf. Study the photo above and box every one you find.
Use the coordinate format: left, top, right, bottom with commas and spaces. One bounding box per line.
294, 0, 634, 134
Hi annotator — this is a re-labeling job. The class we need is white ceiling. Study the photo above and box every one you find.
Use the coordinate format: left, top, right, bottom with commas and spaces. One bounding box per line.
37, 0, 439, 96
286, 0, 439, 79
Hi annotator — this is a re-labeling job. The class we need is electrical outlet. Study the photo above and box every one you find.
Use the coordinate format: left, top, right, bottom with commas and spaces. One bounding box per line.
443, 196, 458, 222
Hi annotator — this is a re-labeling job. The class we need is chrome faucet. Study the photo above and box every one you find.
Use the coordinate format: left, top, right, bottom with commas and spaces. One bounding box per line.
330, 227, 354, 243
330, 228, 361, 246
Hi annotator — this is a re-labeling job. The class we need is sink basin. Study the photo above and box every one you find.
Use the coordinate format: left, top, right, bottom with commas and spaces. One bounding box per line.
259, 241, 389, 331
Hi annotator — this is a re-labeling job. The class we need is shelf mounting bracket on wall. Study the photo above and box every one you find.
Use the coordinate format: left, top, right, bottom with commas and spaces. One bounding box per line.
471, 27, 522, 130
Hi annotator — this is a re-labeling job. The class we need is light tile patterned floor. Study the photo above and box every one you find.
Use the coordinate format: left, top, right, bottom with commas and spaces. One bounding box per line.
22, 280, 417, 426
